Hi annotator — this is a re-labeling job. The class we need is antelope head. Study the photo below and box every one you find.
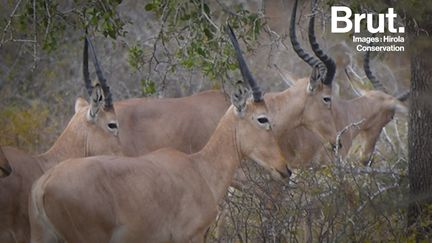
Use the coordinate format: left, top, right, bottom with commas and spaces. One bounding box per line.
289, 0, 338, 148
228, 26, 291, 179
363, 43, 410, 105
66, 36, 121, 156
83, 37, 118, 133
363, 46, 408, 114
357, 46, 408, 165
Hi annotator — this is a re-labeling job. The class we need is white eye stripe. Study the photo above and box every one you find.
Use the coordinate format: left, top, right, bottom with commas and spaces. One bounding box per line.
107, 121, 119, 130
256, 115, 271, 130
257, 117, 269, 124
322, 96, 332, 103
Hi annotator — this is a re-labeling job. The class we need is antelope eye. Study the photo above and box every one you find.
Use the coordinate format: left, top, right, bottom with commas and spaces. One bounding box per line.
257, 117, 269, 124
107, 122, 118, 129
323, 96, 331, 103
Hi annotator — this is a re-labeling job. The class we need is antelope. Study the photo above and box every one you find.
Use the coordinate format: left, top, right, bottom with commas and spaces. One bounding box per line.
0, 37, 122, 243
29, 26, 291, 243
257, 2, 409, 242
280, 0, 409, 169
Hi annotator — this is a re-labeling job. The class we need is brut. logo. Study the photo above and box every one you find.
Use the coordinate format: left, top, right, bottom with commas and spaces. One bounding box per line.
331, 6, 405, 34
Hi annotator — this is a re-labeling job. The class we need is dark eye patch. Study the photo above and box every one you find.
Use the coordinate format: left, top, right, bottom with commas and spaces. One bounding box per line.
108, 123, 118, 129
257, 117, 269, 124
323, 97, 331, 103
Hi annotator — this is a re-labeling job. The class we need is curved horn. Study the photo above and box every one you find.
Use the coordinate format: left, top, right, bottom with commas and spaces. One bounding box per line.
83, 38, 93, 97
363, 46, 387, 92
396, 90, 410, 101
227, 25, 263, 102
308, 4, 336, 86
290, 0, 320, 68
86, 36, 113, 109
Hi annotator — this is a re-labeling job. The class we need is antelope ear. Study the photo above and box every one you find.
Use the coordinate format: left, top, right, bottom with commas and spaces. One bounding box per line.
231, 80, 250, 117
308, 65, 322, 93
75, 97, 89, 113
87, 84, 104, 122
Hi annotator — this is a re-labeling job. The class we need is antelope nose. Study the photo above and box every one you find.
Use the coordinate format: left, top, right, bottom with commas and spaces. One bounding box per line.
279, 166, 292, 179
287, 167, 292, 178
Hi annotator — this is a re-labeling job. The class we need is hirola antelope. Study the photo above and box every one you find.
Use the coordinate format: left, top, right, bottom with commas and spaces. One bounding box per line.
29, 26, 291, 243
281, 0, 408, 169
0, 37, 122, 243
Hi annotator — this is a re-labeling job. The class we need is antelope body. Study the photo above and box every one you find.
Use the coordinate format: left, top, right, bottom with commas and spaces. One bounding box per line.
115, 90, 229, 155
0, 38, 121, 243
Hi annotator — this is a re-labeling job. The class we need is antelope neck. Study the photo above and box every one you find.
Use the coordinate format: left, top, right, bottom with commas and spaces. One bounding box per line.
191, 109, 243, 203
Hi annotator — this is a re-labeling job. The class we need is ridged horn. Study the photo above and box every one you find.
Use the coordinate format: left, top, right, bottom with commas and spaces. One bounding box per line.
227, 25, 263, 102
290, 0, 320, 68
86, 36, 113, 109
308, 2, 336, 86
83, 38, 93, 97
396, 90, 410, 101
363, 45, 387, 92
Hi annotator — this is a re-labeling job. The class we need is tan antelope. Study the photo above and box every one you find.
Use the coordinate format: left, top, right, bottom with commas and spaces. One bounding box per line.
0, 37, 122, 243
29, 26, 291, 243
280, 0, 409, 169
242, 2, 408, 242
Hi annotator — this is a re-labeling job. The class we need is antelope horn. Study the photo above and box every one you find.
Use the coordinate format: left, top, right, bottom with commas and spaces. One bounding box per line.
86, 36, 113, 109
227, 25, 263, 102
396, 90, 410, 101
308, 2, 336, 86
290, 0, 321, 68
363, 45, 387, 92
83, 38, 92, 97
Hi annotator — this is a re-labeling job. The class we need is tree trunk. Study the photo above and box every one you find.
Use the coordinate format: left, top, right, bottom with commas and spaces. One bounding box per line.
408, 30, 432, 239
